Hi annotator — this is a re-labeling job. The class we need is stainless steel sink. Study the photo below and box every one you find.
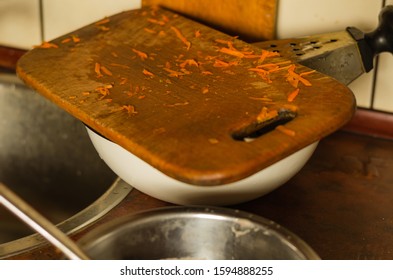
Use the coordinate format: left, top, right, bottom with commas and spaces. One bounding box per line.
0, 73, 132, 258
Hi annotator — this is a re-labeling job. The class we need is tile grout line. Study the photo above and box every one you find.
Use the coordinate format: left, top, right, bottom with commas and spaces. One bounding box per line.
371, 0, 388, 109
39, 0, 45, 42
370, 57, 379, 109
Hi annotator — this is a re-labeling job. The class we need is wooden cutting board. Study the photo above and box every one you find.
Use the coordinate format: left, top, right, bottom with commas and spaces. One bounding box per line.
142, 0, 277, 41
16, 7, 355, 186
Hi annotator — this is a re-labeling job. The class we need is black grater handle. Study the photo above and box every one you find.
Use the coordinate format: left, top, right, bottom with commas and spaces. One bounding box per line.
347, 5, 393, 72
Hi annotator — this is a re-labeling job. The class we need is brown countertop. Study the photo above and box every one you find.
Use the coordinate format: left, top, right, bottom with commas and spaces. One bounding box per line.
9, 129, 393, 260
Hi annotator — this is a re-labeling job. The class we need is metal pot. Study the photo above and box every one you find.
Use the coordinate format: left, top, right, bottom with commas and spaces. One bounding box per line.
78, 206, 319, 260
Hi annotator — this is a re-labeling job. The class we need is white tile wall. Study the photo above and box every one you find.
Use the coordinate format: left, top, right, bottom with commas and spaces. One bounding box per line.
276, 0, 384, 110
0, 0, 41, 49
42, 0, 141, 41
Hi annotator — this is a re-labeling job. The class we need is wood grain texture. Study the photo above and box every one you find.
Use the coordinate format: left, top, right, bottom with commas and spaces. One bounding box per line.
16, 7, 355, 186
142, 0, 277, 41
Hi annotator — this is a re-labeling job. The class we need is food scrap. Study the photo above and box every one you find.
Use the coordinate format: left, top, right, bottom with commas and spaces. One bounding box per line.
208, 138, 219, 144
100, 65, 112, 76
248, 68, 272, 83
95, 18, 110, 25
35, 41, 59, 49
72, 35, 80, 43
148, 18, 166, 26
286, 65, 315, 88
61, 38, 71, 44
287, 88, 300, 102
95, 17, 110, 31
219, 47, 245, 58
94, 84, 113, 99
163, 68, 186, 78
258, 49, 280, 63
95, 63, 103, 78
179, 59, 199, 68
132, 48, 148, 60
256, 107, 278, 123
143, 69, 155, 77
170, 26, 191, 50
144, 27, 157, 34
60, 35, 79, 44
94, 63, 112, 77
122, 105, 138, 115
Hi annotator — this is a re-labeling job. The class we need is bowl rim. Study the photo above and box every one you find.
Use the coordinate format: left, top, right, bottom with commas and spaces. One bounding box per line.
78, 205, 320, 260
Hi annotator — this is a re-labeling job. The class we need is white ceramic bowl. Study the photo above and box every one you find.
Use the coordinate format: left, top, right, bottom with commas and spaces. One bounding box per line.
86, 127, 318, 205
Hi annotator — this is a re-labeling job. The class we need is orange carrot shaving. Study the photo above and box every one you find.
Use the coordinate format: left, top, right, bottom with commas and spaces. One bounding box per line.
287, 88, 300, 102
163, 68, 186, 78
202, 86, 209, 94
122, 105, 138, 115
276, 125, 296, 137
219, 47, 245, 58
214, 60, 229, 67
162, 15, 170, 23
95, 84, 112, 99
100, 65, 112, 76
36, 41, 59, 49
202, 71, 213, 75
111, 52, 119, 58
82, 91, 90, 96
256, 107, 278, 123
170, 26, 191, 50
97, 26, 110, 31
259, 50, 280, 63
119, 77, 128, 85
215, 39, 233, 45
132, 48, 148, 60
179, 59, 199, 68
213, 59, 238, 67
61, 38, 71, 44
208, 138, 219, 144
195, 30, 201, 38
148, 18, 166, 26
95, 62, 103, 78
268, 64, 292, 73
254, 62, 291, 71
165, 101, 189, 107
204, 55, 217, 61
286, 65, 313, 88
144, 28, 157, 34
95, 18, 110, 25
180, 68, 191, 75
143, 69, 155, 77
72, 35, 80, 43
248, 68, 272, 83
300, 70, 317, 77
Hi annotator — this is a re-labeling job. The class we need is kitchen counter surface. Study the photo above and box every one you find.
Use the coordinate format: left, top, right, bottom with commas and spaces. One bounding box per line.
8, 129, 393, 260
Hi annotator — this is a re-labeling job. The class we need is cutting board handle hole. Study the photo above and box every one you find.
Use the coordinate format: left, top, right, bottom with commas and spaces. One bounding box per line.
231, 109, 296, 142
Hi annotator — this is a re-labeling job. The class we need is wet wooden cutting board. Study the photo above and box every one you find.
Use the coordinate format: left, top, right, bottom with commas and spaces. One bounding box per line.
16, 7, 355, 186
